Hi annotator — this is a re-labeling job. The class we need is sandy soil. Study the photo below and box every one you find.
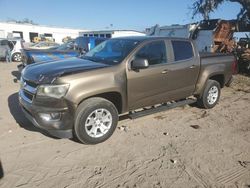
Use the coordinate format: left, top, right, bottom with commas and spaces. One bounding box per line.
0, 62, 249, 188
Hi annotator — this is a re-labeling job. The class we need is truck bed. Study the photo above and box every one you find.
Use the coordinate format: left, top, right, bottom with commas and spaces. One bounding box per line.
199, 52, 233, 58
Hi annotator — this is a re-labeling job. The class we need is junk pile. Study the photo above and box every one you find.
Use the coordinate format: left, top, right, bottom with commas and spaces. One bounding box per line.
235, 37, 250, 73
146, 19, 250, 74
146, 19, 236, 53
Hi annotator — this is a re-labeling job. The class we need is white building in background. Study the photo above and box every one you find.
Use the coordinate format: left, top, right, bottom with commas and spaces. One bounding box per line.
0, 22, 145, 44
79, 30, 145, 38
0, 22, 87, 43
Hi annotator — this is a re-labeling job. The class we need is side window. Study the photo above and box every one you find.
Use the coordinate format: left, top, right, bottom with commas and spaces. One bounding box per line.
135, 41, 167, 66
105, 34, 111, 38
11, 41, 17, 45
0, 40, 8, 45
172, 41, 194, 61
75, 37, 88, 50
95, 39, 105, 46
8, 41, 14, 50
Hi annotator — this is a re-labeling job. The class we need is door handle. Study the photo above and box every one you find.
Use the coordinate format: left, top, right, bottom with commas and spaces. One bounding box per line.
189, 65, 196, 69
161, 69, 169, 74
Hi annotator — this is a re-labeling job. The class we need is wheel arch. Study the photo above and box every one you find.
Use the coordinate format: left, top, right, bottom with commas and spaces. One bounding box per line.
196, 73, 224, 97
77, 91, 123, 114
208, 74, 225, 88
194, 63, 226, 96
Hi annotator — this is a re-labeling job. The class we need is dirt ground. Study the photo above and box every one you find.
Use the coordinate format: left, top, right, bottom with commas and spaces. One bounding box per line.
0, 62, 249, 188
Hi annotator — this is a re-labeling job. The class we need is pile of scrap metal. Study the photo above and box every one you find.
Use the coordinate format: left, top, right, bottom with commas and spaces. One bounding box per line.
190, 19, 236, 53
146, 19, 236, 53
146, 19, 250, 73
235, 37, 250, 73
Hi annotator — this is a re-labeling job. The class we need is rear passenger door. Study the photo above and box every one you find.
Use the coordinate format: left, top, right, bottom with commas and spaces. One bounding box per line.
163, 40, 200, 101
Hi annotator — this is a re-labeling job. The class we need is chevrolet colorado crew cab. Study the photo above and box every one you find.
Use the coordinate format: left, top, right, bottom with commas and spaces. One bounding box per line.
19, 37, 236, 144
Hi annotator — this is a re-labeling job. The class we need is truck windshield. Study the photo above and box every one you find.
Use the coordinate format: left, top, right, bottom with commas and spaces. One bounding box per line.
57, 40, 75, 50
83, 39, 139, 64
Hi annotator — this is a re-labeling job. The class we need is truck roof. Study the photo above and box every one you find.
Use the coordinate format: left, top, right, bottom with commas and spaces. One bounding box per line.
113, 36, 191, 41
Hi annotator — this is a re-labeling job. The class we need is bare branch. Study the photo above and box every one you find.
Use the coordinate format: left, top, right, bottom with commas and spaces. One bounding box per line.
191, 0, 250, 22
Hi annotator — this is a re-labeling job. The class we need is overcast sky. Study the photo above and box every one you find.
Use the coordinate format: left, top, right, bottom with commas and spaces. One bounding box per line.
0, 0, 242, 30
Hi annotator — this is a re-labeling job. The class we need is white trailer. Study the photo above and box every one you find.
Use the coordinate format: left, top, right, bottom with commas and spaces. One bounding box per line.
146, 24, 215, 52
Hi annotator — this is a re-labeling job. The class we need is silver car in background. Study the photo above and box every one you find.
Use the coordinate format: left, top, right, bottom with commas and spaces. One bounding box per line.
8, 38, 25, 62
28, 41, 60, 50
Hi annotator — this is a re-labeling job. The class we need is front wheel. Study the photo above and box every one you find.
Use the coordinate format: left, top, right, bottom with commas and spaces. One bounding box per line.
12, 53, 22, 62
74, 97, 118, 144
197, 79, 221, 109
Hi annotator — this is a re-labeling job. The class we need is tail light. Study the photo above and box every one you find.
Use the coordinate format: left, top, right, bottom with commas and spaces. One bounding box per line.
232, 58, 238, 75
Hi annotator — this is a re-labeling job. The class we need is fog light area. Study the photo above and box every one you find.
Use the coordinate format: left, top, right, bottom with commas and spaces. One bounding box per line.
39, 112, 61, 121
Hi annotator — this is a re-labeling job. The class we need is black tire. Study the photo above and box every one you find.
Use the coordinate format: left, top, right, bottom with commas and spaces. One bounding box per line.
197, 79, 221, 109
12, 53, 22, 62
74, 97, 118, 144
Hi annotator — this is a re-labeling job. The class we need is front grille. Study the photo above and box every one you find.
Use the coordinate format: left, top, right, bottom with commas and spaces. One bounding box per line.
20, 77, 38, 103
23, 90, 34, 101
25, 79, 38, 88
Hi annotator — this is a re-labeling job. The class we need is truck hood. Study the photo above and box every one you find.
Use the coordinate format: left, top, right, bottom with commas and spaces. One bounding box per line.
22, 49, 79, 65
22, 57, 110, 84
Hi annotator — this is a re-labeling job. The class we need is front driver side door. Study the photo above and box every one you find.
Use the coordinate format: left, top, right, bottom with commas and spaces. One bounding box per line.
127, 40, 171, 110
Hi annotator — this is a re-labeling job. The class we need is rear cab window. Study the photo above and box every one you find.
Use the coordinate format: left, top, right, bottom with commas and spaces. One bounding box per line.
171, 40, 194, 61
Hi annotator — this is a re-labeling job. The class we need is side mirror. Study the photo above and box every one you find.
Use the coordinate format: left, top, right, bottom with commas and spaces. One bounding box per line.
131, 58, 149, 70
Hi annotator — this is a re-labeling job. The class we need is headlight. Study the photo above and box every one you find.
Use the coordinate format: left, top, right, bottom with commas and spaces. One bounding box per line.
37, 84, 70, 99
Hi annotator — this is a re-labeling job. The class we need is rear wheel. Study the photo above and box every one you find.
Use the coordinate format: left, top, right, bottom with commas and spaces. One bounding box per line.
12, 53, 22, 62
74, 97, 118, 144
197, 79, 221, 109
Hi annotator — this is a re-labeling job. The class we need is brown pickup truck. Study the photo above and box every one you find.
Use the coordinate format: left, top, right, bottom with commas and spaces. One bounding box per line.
19, 37, 236, 144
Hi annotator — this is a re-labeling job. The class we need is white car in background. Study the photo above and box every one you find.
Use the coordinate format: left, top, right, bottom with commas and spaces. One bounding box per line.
8, 38, 25, 62
28, 42, 60, 50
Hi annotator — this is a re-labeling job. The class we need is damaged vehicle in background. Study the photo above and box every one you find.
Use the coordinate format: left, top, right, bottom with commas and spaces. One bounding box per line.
146, 19, 236, 53
28, 41, 60, 50
235, 37, 250, 74
20, 36, 106, 67
146, 19, 250, 75
19, 36, 236, 144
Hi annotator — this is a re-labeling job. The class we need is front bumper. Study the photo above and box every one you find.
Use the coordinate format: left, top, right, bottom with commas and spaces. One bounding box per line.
19, 90, 74, 138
